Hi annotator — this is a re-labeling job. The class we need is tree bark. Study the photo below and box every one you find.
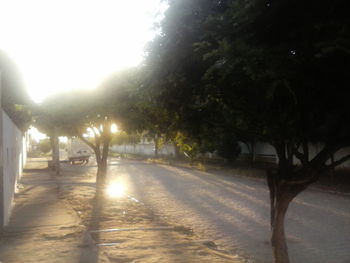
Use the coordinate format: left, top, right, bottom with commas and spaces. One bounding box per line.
267, 170, 277, 229
267, 168, 310, 263
271, 189, 292, 263
96, 159, 107, 185
251, 140, 256, 162
78, 129, 109, 187
329, 154, 335, 185
267, 142, 347, 263
78, 123, 112, 196
96, 126, 112, 194
154, 135, 159, 158
174, 141, 180, 159
50, 129, 60, 175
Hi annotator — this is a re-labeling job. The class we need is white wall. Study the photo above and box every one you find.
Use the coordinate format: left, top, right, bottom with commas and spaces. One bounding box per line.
22, 134, 27, 169
111, 143, 176, 157
1, 111, 24, 226
239, 142, 277, 156
306, 144, 350, 168
334, 147, 350, 168
239, 141, 350, 168
117, 141, 350, 168
67, 138, 93, 157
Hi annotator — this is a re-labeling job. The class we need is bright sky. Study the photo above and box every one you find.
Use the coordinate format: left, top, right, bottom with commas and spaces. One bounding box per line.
0, 0, 167, 102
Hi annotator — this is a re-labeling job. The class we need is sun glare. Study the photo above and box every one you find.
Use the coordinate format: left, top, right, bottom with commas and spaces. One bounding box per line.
111, 124, 118, 133
0, 0, 168, 103
106, 181, 126, 198
28, 126, 47, 142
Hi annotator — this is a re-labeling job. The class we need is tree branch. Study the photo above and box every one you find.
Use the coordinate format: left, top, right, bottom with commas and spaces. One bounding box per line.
285, 172, 319, 186
326, 153, 350, 170
78, 134, 97, 152
91, 126, 101, 147
292, 145, 309, 167
92, 127, 101, 137
310, 144, 339, 168
286, 143, 294, 165
275, 142, 287, 166
302, 142, 309, 162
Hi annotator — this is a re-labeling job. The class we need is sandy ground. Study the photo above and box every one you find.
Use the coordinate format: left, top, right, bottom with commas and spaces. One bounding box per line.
0, 161, 84, 263
107, 158, 350, 263
58, 164, 242, 263
0, 159, 243, 263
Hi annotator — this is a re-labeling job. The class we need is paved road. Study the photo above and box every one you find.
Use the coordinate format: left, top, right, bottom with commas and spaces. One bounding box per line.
107, 159, 350, 263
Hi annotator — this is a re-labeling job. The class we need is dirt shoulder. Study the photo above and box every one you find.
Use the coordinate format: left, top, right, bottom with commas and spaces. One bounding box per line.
0, 161, 84, 263
1, 160, 243, 263
57, 163, 244, 263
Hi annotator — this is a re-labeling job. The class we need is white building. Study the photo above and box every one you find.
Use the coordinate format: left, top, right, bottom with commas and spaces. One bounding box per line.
0, 110, 27, 228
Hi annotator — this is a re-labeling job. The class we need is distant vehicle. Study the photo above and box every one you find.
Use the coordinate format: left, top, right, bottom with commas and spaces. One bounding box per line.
68, 149, 90, 165
67, 138, 93, 165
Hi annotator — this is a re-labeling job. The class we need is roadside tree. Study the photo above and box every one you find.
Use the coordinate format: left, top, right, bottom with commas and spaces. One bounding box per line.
145, 1, 350, 262
0, 50, 32, 130
34, 90, 115, 187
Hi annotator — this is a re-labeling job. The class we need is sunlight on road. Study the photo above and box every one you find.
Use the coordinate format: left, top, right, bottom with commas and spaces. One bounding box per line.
106, 181, 126, 198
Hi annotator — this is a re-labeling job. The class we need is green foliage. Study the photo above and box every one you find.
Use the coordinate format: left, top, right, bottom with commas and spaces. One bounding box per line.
0, 50, 32, 130
59, 141, 67, 149
146, 0, 350, 160
111, 132, 129, 145
174, 132, 199, 162
215, 135, 241, 161
37, 138, 51, 154
144, 2, 350, 261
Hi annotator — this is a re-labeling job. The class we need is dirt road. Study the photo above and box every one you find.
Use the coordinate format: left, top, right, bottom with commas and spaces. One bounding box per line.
103, 159, 350, 263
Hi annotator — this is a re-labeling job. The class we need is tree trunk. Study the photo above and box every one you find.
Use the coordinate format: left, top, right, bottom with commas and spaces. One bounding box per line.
96, 133, 111, 195
94, 150, 108, 198
173, 141, 180, 159
267, 170, 276, 229
267, 168, 309, 263
329, 154, 335, 185
78, 126, 111, 197
154, 135, 159, 158
251, 141, 256, 162
50, 130, 60, 175
96, 159, 107, 185
267, 142, 340, 263
271, 190, 292, 263
89, 143, 105, 195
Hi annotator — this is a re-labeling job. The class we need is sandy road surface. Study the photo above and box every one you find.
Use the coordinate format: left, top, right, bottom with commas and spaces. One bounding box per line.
106, 159, 350, 263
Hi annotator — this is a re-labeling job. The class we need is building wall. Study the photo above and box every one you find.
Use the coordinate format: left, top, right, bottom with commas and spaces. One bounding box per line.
22, 133, 27, 169
1, 111, 24, 227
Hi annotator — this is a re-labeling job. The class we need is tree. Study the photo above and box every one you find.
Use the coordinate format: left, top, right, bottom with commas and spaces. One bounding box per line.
37, 138, 51, 154
101, 67, 181, 158
34, 90, 115, 188
140, 108, 175, 158
34, 103, 66, 175
34, 68, 144, 189
111, 131, 142, 155
145, 1, 350, 262
0, 50, 32, 130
